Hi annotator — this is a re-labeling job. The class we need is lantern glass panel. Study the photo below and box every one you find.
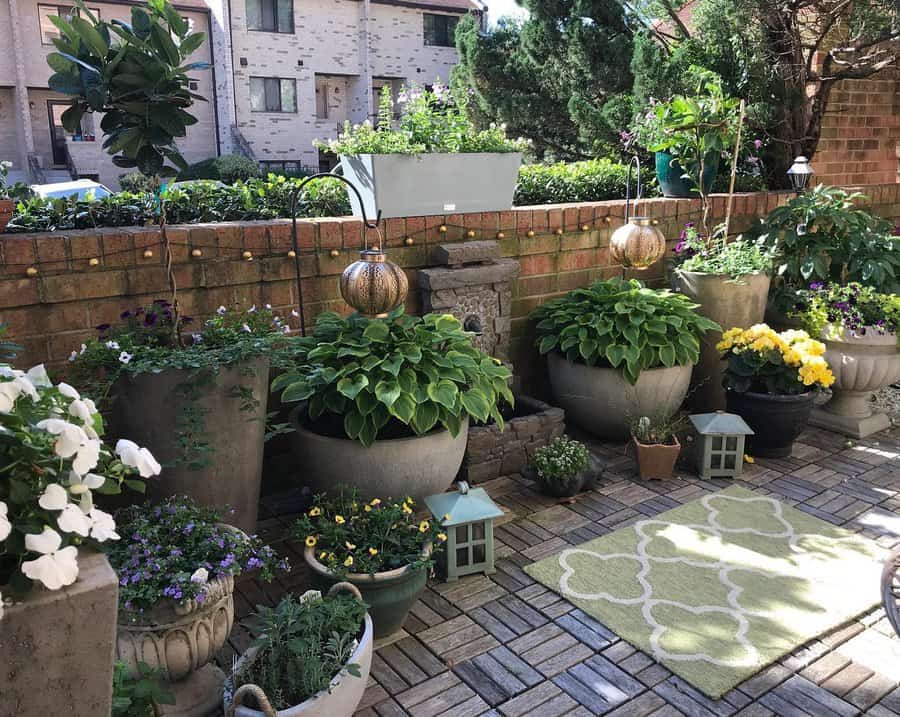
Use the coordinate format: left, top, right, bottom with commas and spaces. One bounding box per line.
473, 544, 486, 563
472, 522, 485, 541
724, 453, 736, 469
712, 436, 722, 450
456, 525, 468, 543
456, 547, 469, 567
726, 436, 737, 450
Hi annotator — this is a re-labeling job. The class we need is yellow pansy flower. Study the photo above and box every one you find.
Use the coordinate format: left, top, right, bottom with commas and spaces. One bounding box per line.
364, 504, 372, 512
345, 541, 356, 550
401, 503, 413, 515
343, 556, 353, 567
335, 515, 345, 524
309, 507, 322, 517
443, 513, 451, 521
437, 533, 447, 542
305, 536, 317, 548
744, 454, 755, 464
369, 547, 378, 556
370, 498, 381, 506
418, 520, 430, 533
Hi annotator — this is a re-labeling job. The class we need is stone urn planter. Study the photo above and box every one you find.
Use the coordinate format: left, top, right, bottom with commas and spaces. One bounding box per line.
673, 270, 771, 410
810, 326, 900, 438
304, 545, 431, 638
224, 585, 374, 717
0, 198, 14, 233
547, 352, 692, 440
726, 390, 815, 458
632, 436, 681, 480
289, 406, 468, 503
340, 153, 522, 219
117, 573, 235, 717
114, 357, 269, 533
0, 550, 119, 716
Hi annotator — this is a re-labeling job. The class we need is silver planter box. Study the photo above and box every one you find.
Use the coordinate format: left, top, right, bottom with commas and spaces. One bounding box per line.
340, 152, 522, 219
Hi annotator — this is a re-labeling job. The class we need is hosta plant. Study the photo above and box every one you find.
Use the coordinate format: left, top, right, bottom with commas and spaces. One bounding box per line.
274, 308, 513, 447
717, 325, 835, 395
533, 278, 720, 384
0, 364, 160, 602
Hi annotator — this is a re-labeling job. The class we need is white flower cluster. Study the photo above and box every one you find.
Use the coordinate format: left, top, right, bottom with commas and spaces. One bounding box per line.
531, 435, 590, 483
0, 365, 161, 607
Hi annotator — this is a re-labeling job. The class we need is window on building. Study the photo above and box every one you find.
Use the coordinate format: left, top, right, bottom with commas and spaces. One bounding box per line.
39, 5, 100, 45
246, 0, 293, 33
423, 13, 458, 47
250, 77, 297, 113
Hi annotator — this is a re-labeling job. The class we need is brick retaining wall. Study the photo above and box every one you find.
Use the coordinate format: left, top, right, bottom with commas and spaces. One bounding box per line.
1, 184, 898, 390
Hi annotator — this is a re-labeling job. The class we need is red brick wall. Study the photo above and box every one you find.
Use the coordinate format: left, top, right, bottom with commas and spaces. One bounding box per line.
1, 185, 898, 389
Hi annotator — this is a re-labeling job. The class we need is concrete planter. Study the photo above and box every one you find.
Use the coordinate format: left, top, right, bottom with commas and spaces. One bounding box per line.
288, 407, 467, 503
0, 550, 118, 717
547, 352, 692, 440
462, 395, 565, 483
339, 153, 522, 219
673, 270, 771, 410
114, 358, 269, 533
811, 326, 900, 438
117, 573, 235, 717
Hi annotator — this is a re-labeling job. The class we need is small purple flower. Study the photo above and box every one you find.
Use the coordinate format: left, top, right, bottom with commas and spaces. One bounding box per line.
753, 139, 762, 150
144, 312, 158, 327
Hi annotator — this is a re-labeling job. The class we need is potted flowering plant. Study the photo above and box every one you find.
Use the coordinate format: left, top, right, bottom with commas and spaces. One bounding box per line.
109, 496, 287, 717
317, 83, 527, 218
630, 413, 688, 480
0, 160, 14, 232
225, 585, 372, 717
69, 302, 289, 532
523, 436, 598, 498
795, 283, 900, 438
0, 363, 160, 714
293, 491, 447, 638
718, 325, 835, 457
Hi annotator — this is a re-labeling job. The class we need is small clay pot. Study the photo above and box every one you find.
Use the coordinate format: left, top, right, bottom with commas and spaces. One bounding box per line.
632, 436, 681, 480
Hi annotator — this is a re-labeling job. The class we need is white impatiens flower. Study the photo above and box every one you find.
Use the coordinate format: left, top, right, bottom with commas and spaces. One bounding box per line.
35, 419, 101, 476
217, 305, 227, 315
105, 341, 120, 350
25, 364, 52, 388
88, 508, 118, 542
57, 382, 80, 400
0, 501, 11, 542
190, 567, 209, 585
38, 483, 68, 511
0, 369, 38, 413
21, 527, 79, 590
115, 439, 162, 478
119, 351, 133, 364
67, 471, 105, 495
68, 398, 98, 428
57, 504, 92, 537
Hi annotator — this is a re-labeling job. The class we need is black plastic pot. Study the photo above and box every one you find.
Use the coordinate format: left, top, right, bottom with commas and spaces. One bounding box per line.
725, 390, 815, 458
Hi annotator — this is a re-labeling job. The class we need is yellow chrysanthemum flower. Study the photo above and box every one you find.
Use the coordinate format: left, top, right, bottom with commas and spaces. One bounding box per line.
305, 536, 317, 548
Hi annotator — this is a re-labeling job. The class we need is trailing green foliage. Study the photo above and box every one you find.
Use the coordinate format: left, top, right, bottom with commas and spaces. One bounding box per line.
673, 223, 773, 279
514, 159, 642, 206
274, 308, 513, 447
176, 154, 261, 183
533, 278, 720, 385
234, 591, 368, 710
112, 661, 174, 716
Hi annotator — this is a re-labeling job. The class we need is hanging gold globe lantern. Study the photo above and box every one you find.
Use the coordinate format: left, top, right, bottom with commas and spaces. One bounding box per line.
609, 157, 666, 270
340, 240, 409, 318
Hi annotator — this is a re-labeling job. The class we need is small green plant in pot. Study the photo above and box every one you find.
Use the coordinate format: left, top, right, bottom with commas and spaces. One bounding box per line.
630, 413, 688, 480
525, 436, 596, 498
533, 278, 719, 438
275, 307, 512, 502
293, 491, 447, 638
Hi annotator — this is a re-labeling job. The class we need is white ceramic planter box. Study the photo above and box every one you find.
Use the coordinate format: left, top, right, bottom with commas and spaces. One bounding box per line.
339, 153, 522, 219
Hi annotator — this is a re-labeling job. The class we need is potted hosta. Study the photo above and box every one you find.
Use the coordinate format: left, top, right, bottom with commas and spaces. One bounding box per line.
316, 83, 526, 218
533, 278, 719, 439
797, 283, 900, 438
719, 325, 835, 457
0, 364, 160, 715
70, 302, 288, 532
522, 436, 599, 498
224, 585, 372, 717
109, 496, 287, 717
294, 491, 447, 638
672, 222, 774, 410
0, 160, 14, 233
275, 308, 512, 501
630, 413, 687, 480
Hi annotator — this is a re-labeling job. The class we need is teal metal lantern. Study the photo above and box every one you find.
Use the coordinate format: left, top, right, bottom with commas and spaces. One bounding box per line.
689, 411, 754, 479
424, 481, 504, 582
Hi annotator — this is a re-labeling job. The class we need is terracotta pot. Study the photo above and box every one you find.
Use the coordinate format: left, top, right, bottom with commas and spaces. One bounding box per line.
811, 325, 900, 438
0, 198, 13, 233
632, 436, 681, 480
726, 390, 814, 458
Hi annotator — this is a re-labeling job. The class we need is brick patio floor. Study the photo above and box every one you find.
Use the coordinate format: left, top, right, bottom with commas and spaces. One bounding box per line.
224, 421, 900, 717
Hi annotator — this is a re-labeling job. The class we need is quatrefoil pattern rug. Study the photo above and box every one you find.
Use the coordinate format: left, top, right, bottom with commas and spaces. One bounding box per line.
524, 485, 885, 698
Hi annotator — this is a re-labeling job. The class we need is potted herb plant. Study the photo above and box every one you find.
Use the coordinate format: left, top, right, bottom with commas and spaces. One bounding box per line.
796, 283, 900, 438
70, 302, 287, 532
672, 222, 774, 410
0, 160, 14, 233
630, 413, 687, 480
317, 83, 527, 218
224, 585, 372, 717
109, 496, 287, 717
533, 278, 719, 439
522, 436, 599, 498
294, 491, 447, 638
274, 308, 512, 502
0, 363, 159, 714
718, 325, 835, 457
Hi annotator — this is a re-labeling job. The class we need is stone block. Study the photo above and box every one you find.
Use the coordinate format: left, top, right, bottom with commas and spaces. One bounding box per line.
418, 259, 520, 291
0, 550, 118, 717
433, 240, 501, 266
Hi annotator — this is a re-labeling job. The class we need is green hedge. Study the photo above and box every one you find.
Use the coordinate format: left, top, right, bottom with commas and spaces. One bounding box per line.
515, 159, 647, 206
176, 154, 261, 184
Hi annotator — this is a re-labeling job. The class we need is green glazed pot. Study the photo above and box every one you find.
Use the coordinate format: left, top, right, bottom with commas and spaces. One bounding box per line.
304, 545, 431, 638
655, 150, 720, 198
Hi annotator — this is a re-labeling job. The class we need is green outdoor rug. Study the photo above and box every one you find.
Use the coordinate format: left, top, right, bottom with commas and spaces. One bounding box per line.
525, 485, 885, 698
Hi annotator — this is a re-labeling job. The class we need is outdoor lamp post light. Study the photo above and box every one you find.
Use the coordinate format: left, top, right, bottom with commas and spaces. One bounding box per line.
787, 156, 814, 195
689, 411, 754, 479
424, 481, 504, 582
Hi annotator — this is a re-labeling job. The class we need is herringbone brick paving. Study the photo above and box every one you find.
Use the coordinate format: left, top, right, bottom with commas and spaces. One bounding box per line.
224, 423, 900, 717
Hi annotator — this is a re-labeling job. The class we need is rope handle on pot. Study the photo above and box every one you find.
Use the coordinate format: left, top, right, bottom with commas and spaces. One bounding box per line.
328, 580, 364, 603
226, 683, 277, 717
